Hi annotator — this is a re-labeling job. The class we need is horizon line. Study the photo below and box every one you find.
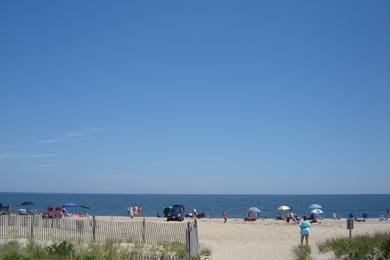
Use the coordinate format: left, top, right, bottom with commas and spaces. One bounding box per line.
1, 191, 389, 196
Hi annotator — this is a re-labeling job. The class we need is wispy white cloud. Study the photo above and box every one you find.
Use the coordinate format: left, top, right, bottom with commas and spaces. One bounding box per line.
0, 152, 55, 160
40, 128, 103, 144
200, 156, 223, 161
36, 163, 63, 168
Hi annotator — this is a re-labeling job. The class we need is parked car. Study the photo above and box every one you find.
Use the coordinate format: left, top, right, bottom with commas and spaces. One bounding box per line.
42, 205, 64, 219
167, 205, 185, 222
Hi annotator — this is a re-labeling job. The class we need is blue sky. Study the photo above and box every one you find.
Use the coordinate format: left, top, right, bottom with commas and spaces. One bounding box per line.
0, 0, 389, 194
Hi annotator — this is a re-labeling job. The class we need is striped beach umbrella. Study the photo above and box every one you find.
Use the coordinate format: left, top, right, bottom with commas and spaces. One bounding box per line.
311, 209, 323, 215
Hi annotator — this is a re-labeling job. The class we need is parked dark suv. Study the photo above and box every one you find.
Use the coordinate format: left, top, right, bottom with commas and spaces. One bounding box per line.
42, 205, 64, 219
167, 204, 185, 222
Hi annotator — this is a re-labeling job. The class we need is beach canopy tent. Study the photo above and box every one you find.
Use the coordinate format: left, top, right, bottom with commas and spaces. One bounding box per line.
20, 201, 34, 206
63, 202, 78, 207
311, 209, 323, 215
277, 205, 291, 211
309, 204, 322, 209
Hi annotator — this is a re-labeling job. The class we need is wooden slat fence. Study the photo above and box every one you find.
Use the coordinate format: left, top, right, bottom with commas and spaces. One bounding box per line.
94, 218, 144, 243
0, 215, 199, 256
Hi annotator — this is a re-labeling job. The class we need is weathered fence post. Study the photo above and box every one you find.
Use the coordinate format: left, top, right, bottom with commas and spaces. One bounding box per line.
92, 216, 96, 242
186, 220, 199, 257
30, 215, 35, 239
142, 218, 146, 243
186, 222, 191, 257
194, 219, 199, 255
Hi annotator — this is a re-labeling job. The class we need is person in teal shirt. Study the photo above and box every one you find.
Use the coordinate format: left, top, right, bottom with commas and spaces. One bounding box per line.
299, 215, 311, 246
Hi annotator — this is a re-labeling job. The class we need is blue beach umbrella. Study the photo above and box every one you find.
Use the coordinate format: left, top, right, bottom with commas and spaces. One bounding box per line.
63, 202, 78, 207
248, 207, 261, 213
20, 201, 34, 206
309, 204, 322, 209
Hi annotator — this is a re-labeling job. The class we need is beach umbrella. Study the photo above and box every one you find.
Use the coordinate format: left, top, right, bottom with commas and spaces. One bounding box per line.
311, 209, 323, 215
248, 207, 261, 213
79, 205, 90, 209
20, 201, 34, 206
63, 202, 78, 207
277, 205, 291, 211
309, 204, 322, 209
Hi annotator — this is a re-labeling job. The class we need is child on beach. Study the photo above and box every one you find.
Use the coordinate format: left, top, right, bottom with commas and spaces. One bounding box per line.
223, 211, 227, 223
286, 211, 292, 224
299, 215, 311, 246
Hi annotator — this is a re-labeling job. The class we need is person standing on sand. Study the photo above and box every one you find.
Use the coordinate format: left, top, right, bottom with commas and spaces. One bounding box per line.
223, 211, 227, 223
130, 206, 134, 218
299, 215, 311, 246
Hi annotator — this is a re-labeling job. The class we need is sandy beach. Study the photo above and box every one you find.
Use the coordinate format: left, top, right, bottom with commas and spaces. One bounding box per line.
197, 218, 390, 260
93, 216, 390, 259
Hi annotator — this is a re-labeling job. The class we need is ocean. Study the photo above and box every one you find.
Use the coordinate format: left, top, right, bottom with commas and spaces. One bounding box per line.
1, 193, 389, 219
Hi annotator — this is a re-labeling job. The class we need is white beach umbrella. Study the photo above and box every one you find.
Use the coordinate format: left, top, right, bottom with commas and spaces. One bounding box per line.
277, 205, 291, 211
311, 209, 323, 215
309, 204, 322, 209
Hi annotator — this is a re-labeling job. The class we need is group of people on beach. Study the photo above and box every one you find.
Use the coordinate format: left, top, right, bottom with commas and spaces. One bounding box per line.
221, 209, 311, 246
127, 205, 142, 218
285, 209, 319, 225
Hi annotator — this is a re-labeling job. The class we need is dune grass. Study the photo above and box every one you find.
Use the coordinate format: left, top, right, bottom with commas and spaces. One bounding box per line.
0, 240, 190, 260
199, 247, 211, 257
318, 232, 390, 259
294, 245, 311, 260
